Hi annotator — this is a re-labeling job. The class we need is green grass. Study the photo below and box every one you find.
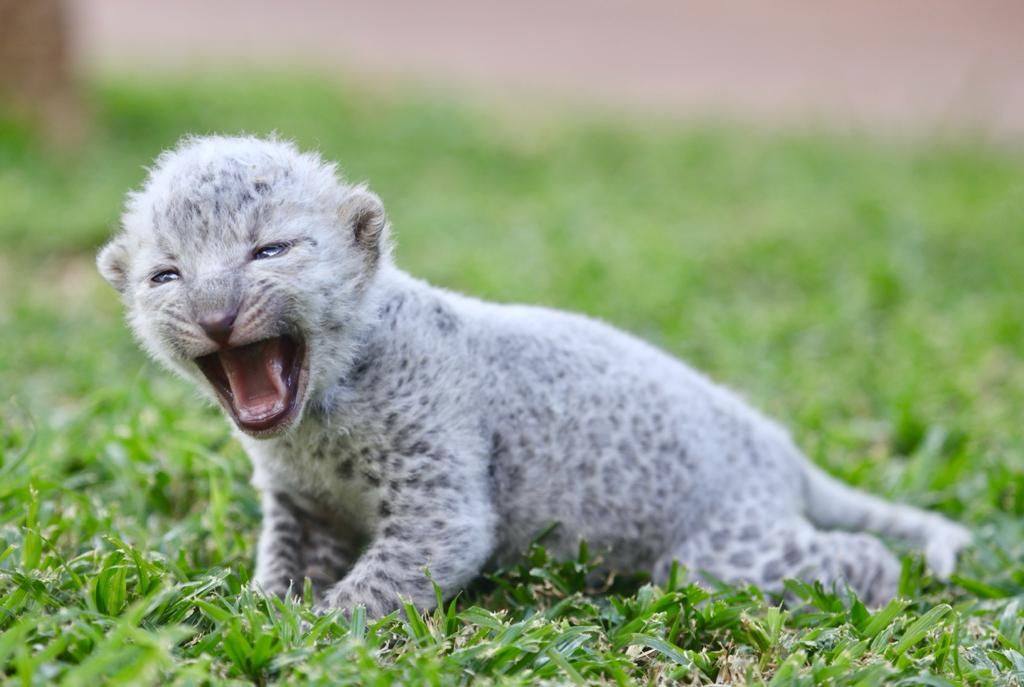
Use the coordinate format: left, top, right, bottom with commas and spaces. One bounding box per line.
2, 74, 1024, 684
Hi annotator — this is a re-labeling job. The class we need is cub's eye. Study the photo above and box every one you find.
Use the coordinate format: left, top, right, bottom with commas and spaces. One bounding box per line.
151, 269, 180, 284
253, 242, 291, 260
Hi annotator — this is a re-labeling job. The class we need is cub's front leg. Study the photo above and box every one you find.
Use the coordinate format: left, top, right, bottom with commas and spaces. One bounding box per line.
315, 450, 496, 618
254, 491, 357, 599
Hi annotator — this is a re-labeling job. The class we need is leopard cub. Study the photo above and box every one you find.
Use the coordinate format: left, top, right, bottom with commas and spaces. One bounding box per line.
98, 135, 970, 616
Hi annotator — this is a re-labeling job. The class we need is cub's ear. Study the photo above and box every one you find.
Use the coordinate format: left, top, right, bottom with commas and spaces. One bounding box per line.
97, 236, 131, 294
339, 187, 389, 265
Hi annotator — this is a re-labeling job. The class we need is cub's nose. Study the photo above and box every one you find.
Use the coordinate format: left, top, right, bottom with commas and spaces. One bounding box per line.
199, 307, 239, 347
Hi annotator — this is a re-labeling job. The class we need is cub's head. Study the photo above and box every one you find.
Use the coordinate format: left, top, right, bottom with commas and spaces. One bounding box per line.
98, 135, 390, 437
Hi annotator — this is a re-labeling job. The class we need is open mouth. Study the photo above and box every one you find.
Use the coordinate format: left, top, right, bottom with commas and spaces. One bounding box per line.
195, 335, 306, 434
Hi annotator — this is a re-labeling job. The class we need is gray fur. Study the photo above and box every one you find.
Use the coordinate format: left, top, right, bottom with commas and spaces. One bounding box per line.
98, 135, 971, 616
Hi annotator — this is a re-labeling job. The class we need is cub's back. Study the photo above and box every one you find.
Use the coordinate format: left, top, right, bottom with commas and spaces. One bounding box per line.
437, 291, 804, 565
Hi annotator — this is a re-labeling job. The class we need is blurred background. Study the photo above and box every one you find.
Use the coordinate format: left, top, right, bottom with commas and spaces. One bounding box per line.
11, 0, 1024, 140
1, 0, 1023, 583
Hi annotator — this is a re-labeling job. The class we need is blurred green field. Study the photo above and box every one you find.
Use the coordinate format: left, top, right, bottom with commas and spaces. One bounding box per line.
1, 75, 1024, 684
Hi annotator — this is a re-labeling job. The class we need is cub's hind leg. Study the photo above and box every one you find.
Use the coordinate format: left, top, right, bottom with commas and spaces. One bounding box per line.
655, 516, 902, 607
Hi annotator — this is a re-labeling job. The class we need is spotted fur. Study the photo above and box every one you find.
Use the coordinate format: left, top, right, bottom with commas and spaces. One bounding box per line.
98, 135, 971, 616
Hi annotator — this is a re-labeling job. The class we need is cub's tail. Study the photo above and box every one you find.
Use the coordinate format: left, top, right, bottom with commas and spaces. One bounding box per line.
800, 461, 971, 579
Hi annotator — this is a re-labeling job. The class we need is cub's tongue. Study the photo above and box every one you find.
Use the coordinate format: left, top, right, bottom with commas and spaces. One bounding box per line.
218, 338, 289, 424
